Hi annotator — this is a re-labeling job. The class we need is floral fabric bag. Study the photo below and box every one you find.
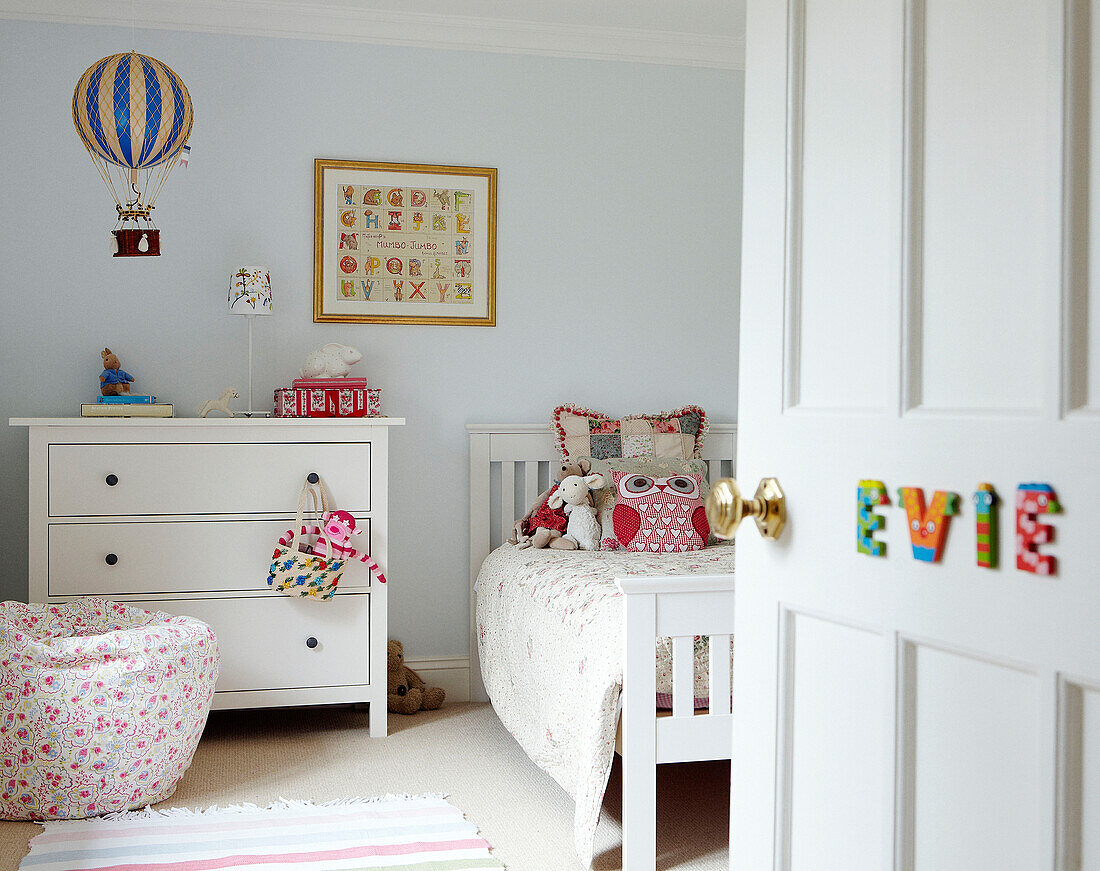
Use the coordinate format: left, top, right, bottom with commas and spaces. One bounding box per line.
266, 477, 346, 600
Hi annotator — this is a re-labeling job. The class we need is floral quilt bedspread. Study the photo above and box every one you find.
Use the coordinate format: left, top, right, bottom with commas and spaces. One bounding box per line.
474, 542, 735, 867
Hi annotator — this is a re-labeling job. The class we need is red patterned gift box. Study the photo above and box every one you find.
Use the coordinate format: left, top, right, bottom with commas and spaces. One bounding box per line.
273, 386, 382, 418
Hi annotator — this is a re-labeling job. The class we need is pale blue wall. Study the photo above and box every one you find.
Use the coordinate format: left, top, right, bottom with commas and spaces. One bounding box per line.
0, 19, 743, 659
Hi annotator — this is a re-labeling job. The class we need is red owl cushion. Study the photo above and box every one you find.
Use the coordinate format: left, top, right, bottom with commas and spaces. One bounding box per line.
552, 404, 708, 462
610, 470, 710, 552
585, 457, 710, 550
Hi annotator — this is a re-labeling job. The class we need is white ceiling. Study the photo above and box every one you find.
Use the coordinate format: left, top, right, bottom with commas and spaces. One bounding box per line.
0, 0, 746, 69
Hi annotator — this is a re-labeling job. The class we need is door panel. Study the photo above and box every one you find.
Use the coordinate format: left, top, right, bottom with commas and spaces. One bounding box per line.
1062, 679, 1100, 868
1080, 685, 1100, 865
784, 613, 885, 871
918, 0, 1058, 414
734, 0, 1099, 868
796, 0, 902, 412
1084, 0, 1100, 413
910, 645, 1040, 871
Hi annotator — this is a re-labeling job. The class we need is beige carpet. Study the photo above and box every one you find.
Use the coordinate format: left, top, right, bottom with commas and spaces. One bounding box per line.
0, 703, 729, 870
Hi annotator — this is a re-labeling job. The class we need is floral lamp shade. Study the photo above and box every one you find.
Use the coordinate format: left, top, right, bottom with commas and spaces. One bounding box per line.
228, 268, 272, 315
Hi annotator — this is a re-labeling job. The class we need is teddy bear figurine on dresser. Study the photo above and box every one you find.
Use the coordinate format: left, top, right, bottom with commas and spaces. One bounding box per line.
99, 348, 134, 395
387, 639, 445, 714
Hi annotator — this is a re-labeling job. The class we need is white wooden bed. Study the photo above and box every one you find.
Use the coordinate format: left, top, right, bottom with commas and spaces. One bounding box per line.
468, 423, 736, 870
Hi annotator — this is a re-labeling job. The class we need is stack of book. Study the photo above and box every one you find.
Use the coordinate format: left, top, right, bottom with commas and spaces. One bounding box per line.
81, 395, 174, 417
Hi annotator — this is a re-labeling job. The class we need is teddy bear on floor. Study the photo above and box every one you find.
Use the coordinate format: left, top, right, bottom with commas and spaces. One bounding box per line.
511, 459, 598, 550
387, 639, 445, 714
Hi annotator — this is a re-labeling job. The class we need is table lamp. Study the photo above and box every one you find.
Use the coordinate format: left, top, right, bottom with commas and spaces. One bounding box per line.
228, 267, 271, 417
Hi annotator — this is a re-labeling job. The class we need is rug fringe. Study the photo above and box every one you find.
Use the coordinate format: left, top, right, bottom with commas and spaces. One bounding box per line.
38, 794, 449, 828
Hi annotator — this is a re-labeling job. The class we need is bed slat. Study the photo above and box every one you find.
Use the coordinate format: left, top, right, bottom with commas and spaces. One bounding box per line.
709, 633, 732, 715
622, 592, 658, 868
501, 461, 516, 543
671, 635, 695, 718
524, 462, 539, 516
657, 713, 733, 764
708, 458, 728, 483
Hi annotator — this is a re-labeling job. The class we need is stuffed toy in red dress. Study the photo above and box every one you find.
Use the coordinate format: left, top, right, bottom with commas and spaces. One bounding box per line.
511, 459, 598, 550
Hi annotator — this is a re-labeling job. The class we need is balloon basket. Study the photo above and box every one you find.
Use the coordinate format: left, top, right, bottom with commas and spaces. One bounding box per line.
112, 228, 160, 257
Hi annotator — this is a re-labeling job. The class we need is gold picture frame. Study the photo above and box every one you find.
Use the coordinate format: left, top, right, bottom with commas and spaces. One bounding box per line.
313, 158, 497, 326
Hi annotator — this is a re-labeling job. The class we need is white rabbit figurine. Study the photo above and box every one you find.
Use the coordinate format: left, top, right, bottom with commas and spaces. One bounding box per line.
300, 343, 363, 378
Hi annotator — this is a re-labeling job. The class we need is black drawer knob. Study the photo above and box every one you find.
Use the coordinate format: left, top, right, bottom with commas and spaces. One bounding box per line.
305, 636, 318, 649
307, 472, 319, 484
105, 474, 118, 486
104, 553, 118, 566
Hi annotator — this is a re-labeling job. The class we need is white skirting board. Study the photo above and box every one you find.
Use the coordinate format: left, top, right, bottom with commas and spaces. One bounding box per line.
405, 657, 471, 703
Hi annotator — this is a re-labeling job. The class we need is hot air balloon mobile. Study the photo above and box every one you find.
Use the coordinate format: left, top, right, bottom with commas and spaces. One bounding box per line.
72, 52, 193, 257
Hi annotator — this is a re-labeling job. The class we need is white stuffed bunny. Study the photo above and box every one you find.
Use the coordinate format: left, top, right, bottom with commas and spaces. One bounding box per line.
548, 473, 605, 551
300, 343, 363, 378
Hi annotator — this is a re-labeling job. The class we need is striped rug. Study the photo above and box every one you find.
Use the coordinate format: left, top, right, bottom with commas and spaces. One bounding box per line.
20, 795, 506, 870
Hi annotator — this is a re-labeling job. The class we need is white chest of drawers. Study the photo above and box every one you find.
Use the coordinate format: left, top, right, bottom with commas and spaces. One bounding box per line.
11, 417, 404, 737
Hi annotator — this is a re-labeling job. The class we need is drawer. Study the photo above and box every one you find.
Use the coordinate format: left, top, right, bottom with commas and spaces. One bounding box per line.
129, 594, 370, 692
47, 519, 374, 596
48, 442, 370, 517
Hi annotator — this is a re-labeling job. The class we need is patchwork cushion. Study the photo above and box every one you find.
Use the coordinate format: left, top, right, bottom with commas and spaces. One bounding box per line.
583, 457, 711, 550
609, 470, 710, 552
552, 404, 708, 462
0, 599, 219, 820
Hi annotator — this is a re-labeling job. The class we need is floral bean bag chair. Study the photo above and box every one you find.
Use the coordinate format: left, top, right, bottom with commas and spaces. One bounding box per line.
0, 598, 219, 820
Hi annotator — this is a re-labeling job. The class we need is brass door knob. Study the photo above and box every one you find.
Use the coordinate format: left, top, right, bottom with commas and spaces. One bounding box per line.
705, 477, 786, 540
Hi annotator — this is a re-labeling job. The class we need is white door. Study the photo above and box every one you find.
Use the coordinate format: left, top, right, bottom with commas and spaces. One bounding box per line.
732, 2, 1100, 870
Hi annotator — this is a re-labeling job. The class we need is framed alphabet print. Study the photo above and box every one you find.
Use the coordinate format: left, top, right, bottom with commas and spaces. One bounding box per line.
314, 159, 497, 326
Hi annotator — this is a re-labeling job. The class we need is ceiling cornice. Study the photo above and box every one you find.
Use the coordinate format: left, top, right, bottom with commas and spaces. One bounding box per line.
0, 0, 745, 70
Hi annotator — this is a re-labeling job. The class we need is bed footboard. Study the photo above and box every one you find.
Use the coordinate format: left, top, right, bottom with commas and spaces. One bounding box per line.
468, 422, 737, 702
616, 573, 735, 871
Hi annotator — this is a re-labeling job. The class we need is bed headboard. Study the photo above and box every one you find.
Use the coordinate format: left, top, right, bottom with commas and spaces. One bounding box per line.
466, 422, 737, 700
